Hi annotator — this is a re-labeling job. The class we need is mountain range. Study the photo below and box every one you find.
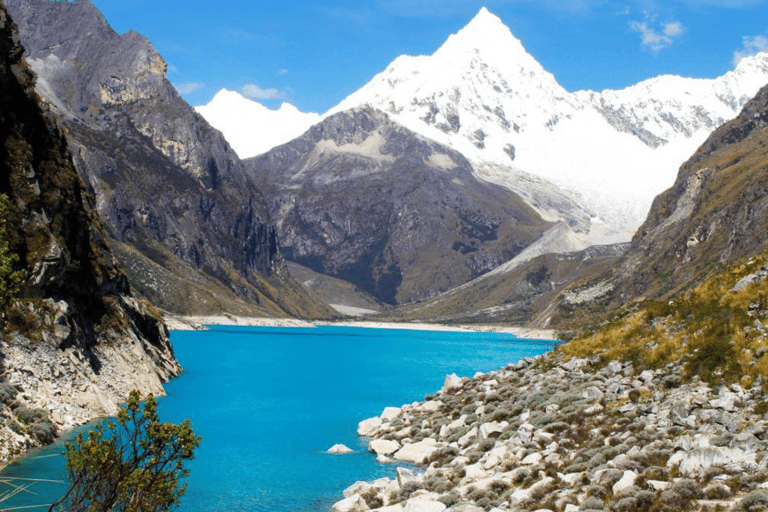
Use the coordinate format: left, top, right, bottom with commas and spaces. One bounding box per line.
199, 8, 768, 247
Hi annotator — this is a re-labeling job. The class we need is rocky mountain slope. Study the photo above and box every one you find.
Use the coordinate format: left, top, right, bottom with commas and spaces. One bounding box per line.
4, 0, 333, 319
0, 3, 179, 461
195, 89, 321, 159
330, 8, 768, 245
534, 81, 768, 332
245, 107, 551, 304
328, 82, 768, 512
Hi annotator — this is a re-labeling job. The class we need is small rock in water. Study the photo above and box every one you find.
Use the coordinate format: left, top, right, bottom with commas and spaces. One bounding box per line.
327, 444, 354, 454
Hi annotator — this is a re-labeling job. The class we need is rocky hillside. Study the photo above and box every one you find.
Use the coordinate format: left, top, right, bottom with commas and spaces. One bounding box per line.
334, 249, 768, 512
245, 107, 551, 305
4, 0, 333, 319
386, 238, 627, 326
526, 81, 768, 333
0, 3, 179, 462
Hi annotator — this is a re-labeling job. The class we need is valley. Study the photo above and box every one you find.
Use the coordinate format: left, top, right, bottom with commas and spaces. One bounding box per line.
2, 1, 768, 511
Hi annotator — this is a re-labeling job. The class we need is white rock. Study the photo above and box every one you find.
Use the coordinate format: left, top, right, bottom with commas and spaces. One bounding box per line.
647, 480, 671, 491
581, 386, 604, 401
418, 400, 443, 413
510, 477, 554, 504
584, 403, 604, 414
612, 470, 638, 495
403, 499, 446, 512
381, 407, 402, 422
668, 447, 757, 477
332, 493, 370, 512
370, 439, 401, 456
371, 505, 404, 512
458, 426, 478, 447
564, 504, 580, 512
327, 444, 354, 454
344, 481, 371, 499
483, 445, 509, 470
442, 373, 463, 393
394, 438, 441, 464
521, 452, 543, 465
558, 472, 584, 486
479, 421, 507, 439
358, 417, 383, 436
397, 467, 422, 487
377, 454, 392, 464
607, 360, 623, 374
464, 462, 489, 481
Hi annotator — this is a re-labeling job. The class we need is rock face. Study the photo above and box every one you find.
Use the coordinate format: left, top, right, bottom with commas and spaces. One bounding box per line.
0, 4, 179, 462
245, 107, 550, 304
3, 0, 331, 318
620, 82, 768, 301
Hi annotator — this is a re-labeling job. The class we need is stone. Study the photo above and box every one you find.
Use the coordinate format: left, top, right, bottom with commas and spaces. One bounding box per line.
403, 499, 446, 512
668, 447, 757, 477
344, 481, 371, 499
371, 505, 404, 512
509, 477, 554, 504
394, 438, 441, 464
647, 480, 671, 491
418, 401, 443, 413
483, 445, 509, 470
370, 439, 401, 456
612, 470, 638, 495
521, 452, 543, 465
381, 407, 402, 422
564, 505, 579, 512
442, 374, 463, 393
607, 360, 623, 375
581, 386, 604, 401
332, 493, 370, 512
397, 467, 422, 487
359, 417, 383, 436
479, 421, 507, 440
376, 454, 392, 464
458, 427, 478, 447
327, 444, 355, 454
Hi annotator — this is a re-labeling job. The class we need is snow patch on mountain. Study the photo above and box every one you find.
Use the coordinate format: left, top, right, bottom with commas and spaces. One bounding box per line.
329, 7, 768, 244
195, 89, 321, 159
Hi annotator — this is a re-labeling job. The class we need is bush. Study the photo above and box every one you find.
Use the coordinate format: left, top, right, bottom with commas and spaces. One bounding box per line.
14, 407, 48, 425
49, 390, 200, 512
580, 496, 604, 511
0, 383, 18, 404
28, 420, 55, 444
741, 490, 768, 512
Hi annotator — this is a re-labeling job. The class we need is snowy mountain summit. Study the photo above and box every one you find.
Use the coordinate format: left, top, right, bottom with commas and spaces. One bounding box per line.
332, 7, 768, 244
195, 89, 320, 159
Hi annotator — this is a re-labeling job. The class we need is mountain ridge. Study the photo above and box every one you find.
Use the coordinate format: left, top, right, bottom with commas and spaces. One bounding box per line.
203, 7, 768, 246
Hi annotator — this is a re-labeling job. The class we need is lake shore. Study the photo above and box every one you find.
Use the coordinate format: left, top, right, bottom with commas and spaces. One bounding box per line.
162, 313, 557, 340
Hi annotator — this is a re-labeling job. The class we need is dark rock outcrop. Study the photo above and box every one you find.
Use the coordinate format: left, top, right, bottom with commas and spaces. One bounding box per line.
0, 2, 179, 461
246, 107, 551, 304
4, 0, 332, 318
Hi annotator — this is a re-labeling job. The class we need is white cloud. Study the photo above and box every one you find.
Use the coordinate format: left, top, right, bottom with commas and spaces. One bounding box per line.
278, 69, 289, 76
241, 84, 285, 100
733, 34, 768, 66
630, 18, 685, 52
175, 82, 204, 94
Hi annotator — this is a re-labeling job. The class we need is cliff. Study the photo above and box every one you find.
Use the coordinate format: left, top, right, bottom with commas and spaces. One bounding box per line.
4, 0, 333, 319
0, 3, 179, 461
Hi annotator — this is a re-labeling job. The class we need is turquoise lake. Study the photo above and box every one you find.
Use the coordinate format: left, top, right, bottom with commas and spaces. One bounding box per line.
0, 325, 555, 511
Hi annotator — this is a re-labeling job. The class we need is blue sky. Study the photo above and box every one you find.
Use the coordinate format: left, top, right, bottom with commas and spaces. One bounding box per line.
93, 0, 768, 113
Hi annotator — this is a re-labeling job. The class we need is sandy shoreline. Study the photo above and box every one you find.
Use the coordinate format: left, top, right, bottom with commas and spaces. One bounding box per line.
162, 313, 558, 340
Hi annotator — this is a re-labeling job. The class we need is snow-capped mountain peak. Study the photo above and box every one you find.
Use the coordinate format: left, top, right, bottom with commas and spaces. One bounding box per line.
195, 89, 321, 159
329, 9, 768, 245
